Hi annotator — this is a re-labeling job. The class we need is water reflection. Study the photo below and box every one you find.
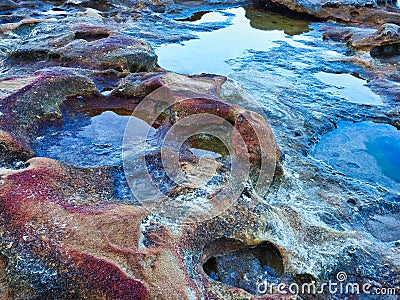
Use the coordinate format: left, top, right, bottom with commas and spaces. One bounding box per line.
34, 111, 154, 168
156, 7, 312, 75
314, 72, 382, 105
244, 5, 311, 36
311, 121, 400, 191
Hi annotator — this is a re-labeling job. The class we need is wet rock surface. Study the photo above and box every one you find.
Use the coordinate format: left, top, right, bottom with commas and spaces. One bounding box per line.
259, 0, 400, 25
0, 0, 399, 299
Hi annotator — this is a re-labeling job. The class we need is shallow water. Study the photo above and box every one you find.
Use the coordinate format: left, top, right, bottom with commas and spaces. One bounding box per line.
155, 7, 312, 75
311, 121, 400, 191
314, 72, 382, 105
155, 6, 400, 289
34, 111, 152, 168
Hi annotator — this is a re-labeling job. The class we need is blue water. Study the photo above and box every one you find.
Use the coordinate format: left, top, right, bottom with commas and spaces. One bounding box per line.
365, 136, 400, 183
155, 7, 310, 75
314, 72, 382, 105
311, 121, 400, 191
34, 111, 152, 168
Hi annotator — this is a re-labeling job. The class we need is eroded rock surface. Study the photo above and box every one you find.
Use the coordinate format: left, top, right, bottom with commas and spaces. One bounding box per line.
258, 0, 400, 25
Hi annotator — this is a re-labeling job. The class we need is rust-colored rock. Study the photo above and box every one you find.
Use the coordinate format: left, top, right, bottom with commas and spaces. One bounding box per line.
323, 23, 400, 52
263, 0, 400, 25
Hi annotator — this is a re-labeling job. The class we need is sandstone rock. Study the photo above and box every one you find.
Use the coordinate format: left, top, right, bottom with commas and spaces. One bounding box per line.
115, 71, 283, 179
323, 23, 400, 52
0, 157, 288, 299
262, 0, 400, 25
4, 18, 158, 73
0, 68, 98, 166
0, 66, 289, 298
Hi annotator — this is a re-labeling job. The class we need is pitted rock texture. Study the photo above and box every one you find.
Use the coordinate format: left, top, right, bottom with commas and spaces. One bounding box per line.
323, 23, 400, 51
2, 18, 158, 73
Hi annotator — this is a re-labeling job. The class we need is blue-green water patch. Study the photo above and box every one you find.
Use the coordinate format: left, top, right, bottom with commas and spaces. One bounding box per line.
311, 121, 400, 192
365, 136, 400, 183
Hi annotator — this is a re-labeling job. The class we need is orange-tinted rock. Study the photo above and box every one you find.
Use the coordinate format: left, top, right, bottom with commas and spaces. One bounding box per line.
323, 23, 400, 52
118, 72, 282, 184
0, 157, 295, 299
0, 68, 98, 166
264, 0, 400, 25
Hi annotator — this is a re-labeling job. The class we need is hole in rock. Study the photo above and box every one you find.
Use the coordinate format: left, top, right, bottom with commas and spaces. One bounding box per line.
203, 241, 284, 295
347, 198, 357, 205
8, 50, 49, 64
350, 10, 360, 17
74, 31, 110, 42
183, 134, 230, 161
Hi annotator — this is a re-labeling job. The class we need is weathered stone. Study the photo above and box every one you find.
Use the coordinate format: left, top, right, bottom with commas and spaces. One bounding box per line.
0, 158, 289, 299
323, 23, 400, 52
366, 214, 400, 242
262, 0, 400, 25
116, 71, 283, 178
3, 18, 158, 73
0, 68, 98, 166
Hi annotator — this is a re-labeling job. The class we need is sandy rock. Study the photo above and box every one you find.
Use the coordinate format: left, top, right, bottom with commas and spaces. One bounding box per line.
261, 0, 400, 25
324, 23, 400, 52
4, 18, 158, 73
0, 68, 98, 166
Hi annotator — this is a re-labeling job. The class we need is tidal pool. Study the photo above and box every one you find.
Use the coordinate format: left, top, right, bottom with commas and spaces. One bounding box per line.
311, 121, 400, 192
34, 110, 154, 168
314, 72, 382, 105
155, 6, 312, 75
